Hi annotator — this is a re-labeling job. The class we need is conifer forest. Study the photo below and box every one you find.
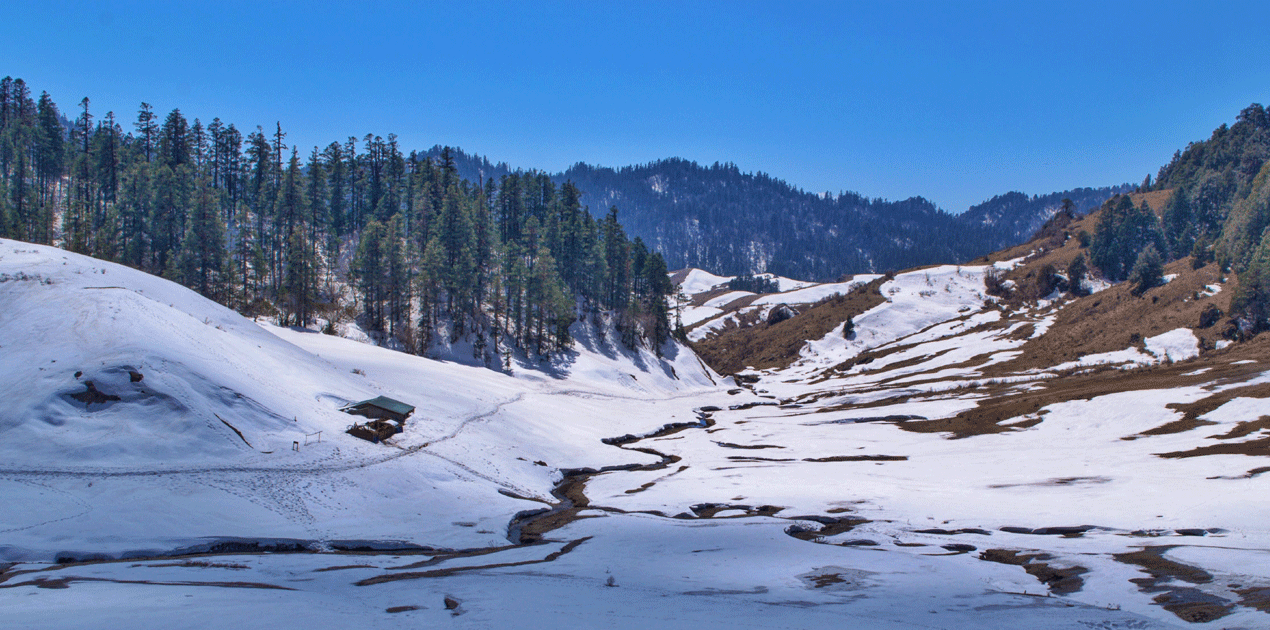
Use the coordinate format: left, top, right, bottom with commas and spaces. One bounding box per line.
0, 77, 674, 363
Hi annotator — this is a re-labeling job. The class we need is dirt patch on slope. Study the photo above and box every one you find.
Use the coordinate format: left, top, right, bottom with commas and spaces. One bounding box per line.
988, 259, 1231, 374
1140, 383, 1270, 436
692, 278, 887, 374
900, 357, 1267, 439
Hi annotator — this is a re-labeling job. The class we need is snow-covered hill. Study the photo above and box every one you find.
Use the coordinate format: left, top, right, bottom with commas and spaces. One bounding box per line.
0, 238, 720, 560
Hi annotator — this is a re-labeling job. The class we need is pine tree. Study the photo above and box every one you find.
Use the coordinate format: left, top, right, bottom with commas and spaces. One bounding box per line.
118, 161, 151, 267
1233, 230, 1270, 333
324, 141, 347, 243
417, 232, 446, 350
177, 176, 227, 300
152, 163, 193, 274
32, 91, 64, 242
1067, 254, 1089, 296
135, 102, 157, 163
305, 146, 329, 284
1128, 244, 1165, 296
158, 109, 190, 168
352, 219, 389, 333
1163, 186, 1194, 258
439, 185, 476, 322
281, 227, 316, 327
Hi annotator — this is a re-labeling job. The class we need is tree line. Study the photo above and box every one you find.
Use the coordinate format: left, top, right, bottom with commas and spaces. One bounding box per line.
0, 76, 674, 364
1146, 103, 1270, 332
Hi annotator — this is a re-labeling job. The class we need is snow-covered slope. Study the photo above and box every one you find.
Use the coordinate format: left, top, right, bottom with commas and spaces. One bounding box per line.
675, 267, 880, 336
0, 239, 721, 560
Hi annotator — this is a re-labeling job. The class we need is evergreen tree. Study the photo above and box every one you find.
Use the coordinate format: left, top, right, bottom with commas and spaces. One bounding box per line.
177, 177, 227, 300
281, 227, 317, 327
1067, 254, 1088, 296
134, 102, 157, 163
152, 163, 193, 274
1090, 195, 1167, 282
118, 161, 152, 267
1232, 230, 1270, 333
352, 219, 389, 333
158, 109, 190, 168
1163, 186, 1194, 258
1128, 244, 1165, 296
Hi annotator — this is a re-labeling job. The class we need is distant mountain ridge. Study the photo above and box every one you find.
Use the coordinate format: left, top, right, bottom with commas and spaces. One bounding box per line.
960, 186, 1136, 252
424, 146, 1128, 280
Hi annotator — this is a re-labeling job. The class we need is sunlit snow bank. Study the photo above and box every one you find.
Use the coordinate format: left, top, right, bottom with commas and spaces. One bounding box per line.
791, 265, 993, 372
0, 238, 723, 560
675, 268, 730, 295
1047, 328, 1201, 372
750, 275, 880, 305
1144, 327, 1200, 362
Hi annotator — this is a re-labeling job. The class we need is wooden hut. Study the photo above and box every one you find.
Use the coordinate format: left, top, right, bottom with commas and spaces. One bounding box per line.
342, 396, 414, 443
341, 396, 414, 423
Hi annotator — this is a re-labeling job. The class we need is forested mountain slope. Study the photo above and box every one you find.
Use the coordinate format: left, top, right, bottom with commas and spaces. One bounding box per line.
429, 146, 1129, 280
958, 184, 1134, 251
675, 101, 1270, 383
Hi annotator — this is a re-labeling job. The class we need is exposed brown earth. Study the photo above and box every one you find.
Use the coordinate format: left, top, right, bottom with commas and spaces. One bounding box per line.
1113, 546, 1235, 623
689, 287, 760, 310
1236, 587, 1270, 613
986, 258, 1232, 374
1143, 382, 1270, 436
898, 350, 1268, 439
0, 575, 295, 591
977, 548, 1087, 595
690, 278, 887, 374
802, 455, 908, 462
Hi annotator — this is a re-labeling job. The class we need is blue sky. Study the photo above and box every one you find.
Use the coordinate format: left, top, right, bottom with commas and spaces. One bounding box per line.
4, 1, 1269, 211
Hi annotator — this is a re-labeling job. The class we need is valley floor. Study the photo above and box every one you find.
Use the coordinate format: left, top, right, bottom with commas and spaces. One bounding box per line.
4, 242, 1270, 629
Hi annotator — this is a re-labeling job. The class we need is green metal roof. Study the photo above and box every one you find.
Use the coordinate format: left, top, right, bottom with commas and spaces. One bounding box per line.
345, 396, 415, 416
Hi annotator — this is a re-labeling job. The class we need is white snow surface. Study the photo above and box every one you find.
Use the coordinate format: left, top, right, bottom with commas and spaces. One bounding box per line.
676, 304, 724, 327
789, 265, 993, 373
0, 239, 719, 560
751, 274, 881, 305
675, 268, 814, 297
5, 245, 1270, 630
675, 268, 730, 295
1144, 327, 1201, 362
701, 290, 753, 308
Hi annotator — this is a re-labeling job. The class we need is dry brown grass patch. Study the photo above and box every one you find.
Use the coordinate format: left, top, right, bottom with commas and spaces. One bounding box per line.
691, 278, 887, 374
1137, 382, 1270, 438
902, 359, 1266, 439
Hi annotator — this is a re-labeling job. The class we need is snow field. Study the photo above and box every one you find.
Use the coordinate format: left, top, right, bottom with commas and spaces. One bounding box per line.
4, 246, 1269, 628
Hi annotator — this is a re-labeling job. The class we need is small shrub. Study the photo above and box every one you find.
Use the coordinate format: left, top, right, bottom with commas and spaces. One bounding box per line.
1031, 263, 1062, 299
984, 268, 1010, 297
1198, 304, 1223, 328
1191, 238, 1214, 269
1066, 254, 1089, 296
